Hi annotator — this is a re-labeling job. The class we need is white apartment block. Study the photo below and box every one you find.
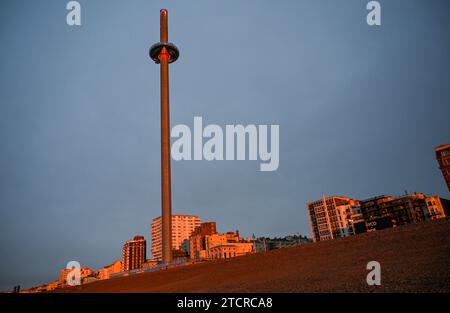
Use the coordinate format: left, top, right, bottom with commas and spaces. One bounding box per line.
151, 214, 201, 261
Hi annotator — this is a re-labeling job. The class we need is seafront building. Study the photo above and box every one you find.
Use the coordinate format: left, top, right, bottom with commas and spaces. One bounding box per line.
59, 267, 94, 285
97, 260, 122, 280
122, 236, 146, 271
436, 143, 450, 191
151, 214, 201, 261
254, 235, 311, 252
307, 193, 450, 242
188, 222, 255, 260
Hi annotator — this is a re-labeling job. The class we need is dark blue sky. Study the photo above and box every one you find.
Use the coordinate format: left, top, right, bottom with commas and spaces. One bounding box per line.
1, 0, 449, 290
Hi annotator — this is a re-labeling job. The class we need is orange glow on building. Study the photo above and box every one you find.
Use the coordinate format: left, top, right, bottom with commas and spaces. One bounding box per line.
436, 143, 450, 192
209, 243, 255, 259
189, 223, 255, 260
122, 236, 146, 271
426, 195, 450, 220
307, 193, 450, 242
98, 260, 122, 280
59, 267, 94, 285
307, 196, 359, 242
151, 214, 201, 261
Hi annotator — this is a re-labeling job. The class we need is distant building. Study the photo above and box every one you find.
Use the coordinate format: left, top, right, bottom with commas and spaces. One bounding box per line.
359, 194, 430, 226
43, 280, 62, 291
151, 214, 201, 261
122, 236, 146, 271
82, 276, 99, 284
189, 223, 255, 260
307, 196, 360, 242
209, 242, 254, 259
436, 143, 450, 191
59, 267, 94, 285
425, 195, 450, 220
254, 235, 311, 252
204, 232, 240, 255
98, 260, 122, 280
307, 193, 450, 242
142, 259, 158, 269
173, 248, 189, 260
180, 239, 190, 255
189, 222, 217, 259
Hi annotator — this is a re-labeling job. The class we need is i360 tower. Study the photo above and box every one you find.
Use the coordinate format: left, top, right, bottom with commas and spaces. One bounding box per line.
149, 9, 179, 264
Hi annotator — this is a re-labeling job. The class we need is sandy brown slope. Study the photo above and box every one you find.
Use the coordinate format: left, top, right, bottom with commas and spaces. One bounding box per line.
60, 219, 450, 293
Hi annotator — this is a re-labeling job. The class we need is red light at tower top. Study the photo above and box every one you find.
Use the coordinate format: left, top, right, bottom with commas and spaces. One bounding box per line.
149, 9, 179, 264
149, 9, 179, 64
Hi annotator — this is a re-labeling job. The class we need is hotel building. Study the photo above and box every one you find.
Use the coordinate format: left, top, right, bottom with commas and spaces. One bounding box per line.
122, 235, 146, 271
151, 214, 201, 261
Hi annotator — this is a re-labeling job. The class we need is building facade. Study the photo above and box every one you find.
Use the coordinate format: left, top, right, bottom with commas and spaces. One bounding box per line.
425, 195, 450, 220
189, 222, 217, 259
122, 236, 146, 271
307, 193, 450, 242
254, 235, 311, 252
142, 259, 158, 269
98, 260, 122, 280
436, 143, 450, 191
307, 196, 360, 242
209, 242, 255, 259
359, 193, 437, 225
189, 224, 255, 260
59, 267, 94, 285
151, 214, 201, 261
